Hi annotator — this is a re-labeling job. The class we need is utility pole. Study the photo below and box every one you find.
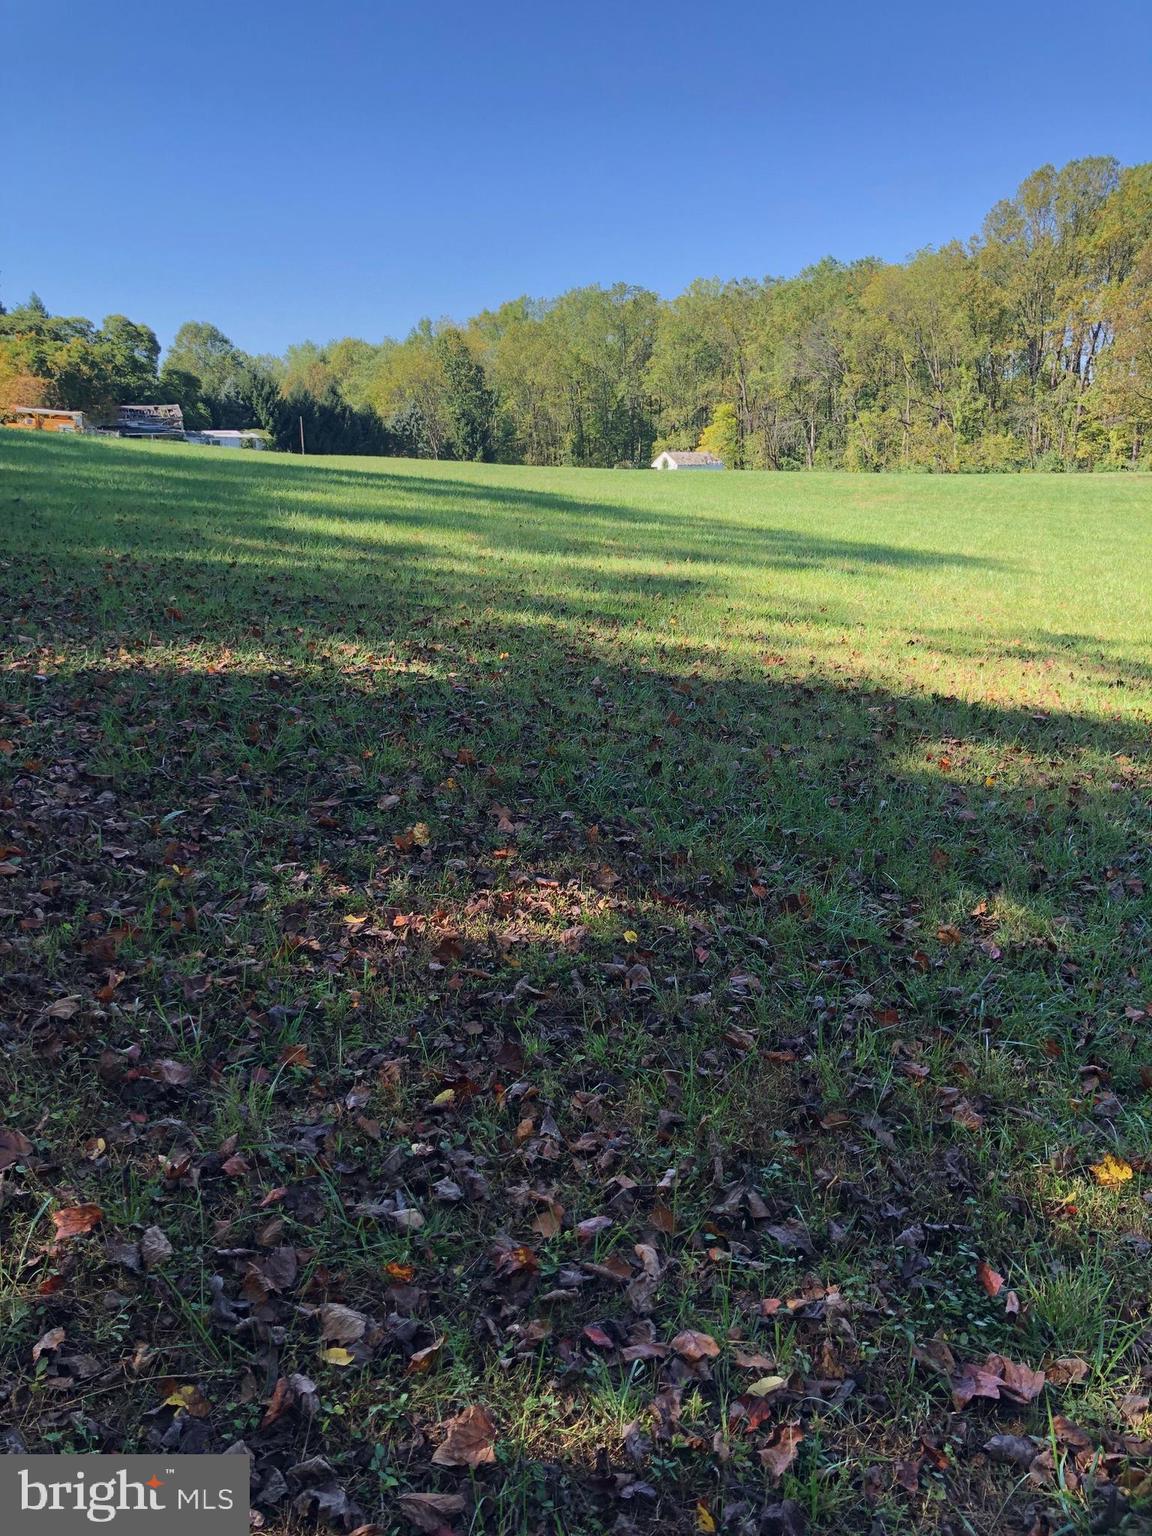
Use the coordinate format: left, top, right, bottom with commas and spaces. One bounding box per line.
298, 416, 305, 456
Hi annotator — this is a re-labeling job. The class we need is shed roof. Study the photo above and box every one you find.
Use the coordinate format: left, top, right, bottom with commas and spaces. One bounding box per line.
658, 450, 723, 465
8, 406, 84, 420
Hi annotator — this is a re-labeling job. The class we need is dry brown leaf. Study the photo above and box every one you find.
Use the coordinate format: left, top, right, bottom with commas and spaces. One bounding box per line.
396, 1492, 467, 1533
953, 1353, 1046, 1409
950, 1098, 985, 1131
760, 1423, 804, 1481
32, 1326, 65, 1361
0, 1128, 33, 1169
431, 1404, 497, 1468
671, 1330, 720, 1362
977, 1259, 1004, 1297
733, 1348, 777, 1370
407, 1337, 445, 1374
576, 1215, 613, 1242
531, 1203, 563, 1239
260, 1376, 295, 1430
1045, 1356, 1090, 1386
52, 1204, 103, 1242
317, 1303, 369, 1344
44, 996, 81, 1019
992, 1355, 1046, 1404
140, 1226, 174, 1269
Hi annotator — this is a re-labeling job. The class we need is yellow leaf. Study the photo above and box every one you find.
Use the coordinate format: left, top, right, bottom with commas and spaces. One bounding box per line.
1090, 1153, 1134, 1187
162, 1384, 212, 1416
431, 1088, 457, 1108
695, 1501, 717, 1533
320, 1346, 356, 1366
412, 822, 431, 847
745, 1374, 788, 1397
623, 930, 638, 944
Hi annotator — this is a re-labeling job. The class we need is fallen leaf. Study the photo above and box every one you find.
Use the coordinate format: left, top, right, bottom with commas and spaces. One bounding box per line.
431, 1404, 497, 1468
320, 1347, 357, 1367
531, 1202, 563, 1239
140, 1226, 173, 1269
953, 1353, 1045, 1408
977, 1260, 1004, 1297
951, 1363, 1006, 1408
317, 1303, 369, 1344
994, 1355, 1046, 1404
949, 1098, 985, 1131
260, 1376, 295, 1430
44, 996, 81, 1019
984, 1434, 1041, 1469
162, 1382, 212, 1417
1045, 1356, 1090, 1387
32, 1326, 65, 1361
893, 1458, 922, 1493
671, 1330, 720, 1362
52, 1205, 103, 1242
582, 1325, 616, 1351
0, 1128, 33, 1169
1089, 1153, 1134, 1187
760, 1424, 804, 1481
733, 1348, 777, 1370
396, 1492, 467, 1533
153, 1058, 194, 1086
407, 1337, 445, 1374
576, 1215, 613, 1242
745, 1375, 788, 1398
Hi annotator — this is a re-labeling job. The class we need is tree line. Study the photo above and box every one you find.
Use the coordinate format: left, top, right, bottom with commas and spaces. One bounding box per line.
3, 157, 1150, 470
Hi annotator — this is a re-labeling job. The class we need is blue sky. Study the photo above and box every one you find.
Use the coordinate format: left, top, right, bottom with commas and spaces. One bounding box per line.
5, 0, 1150, 356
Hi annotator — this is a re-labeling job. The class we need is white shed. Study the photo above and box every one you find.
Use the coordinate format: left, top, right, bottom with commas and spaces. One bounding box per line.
186, 429, 267, 450
651, 450, 724, 470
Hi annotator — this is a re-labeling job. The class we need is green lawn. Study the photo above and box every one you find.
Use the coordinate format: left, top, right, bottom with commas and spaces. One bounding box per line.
2, 432, 1151, 1535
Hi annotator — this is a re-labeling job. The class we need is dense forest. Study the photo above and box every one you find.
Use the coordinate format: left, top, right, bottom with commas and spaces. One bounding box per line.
3, 157, 1150, 470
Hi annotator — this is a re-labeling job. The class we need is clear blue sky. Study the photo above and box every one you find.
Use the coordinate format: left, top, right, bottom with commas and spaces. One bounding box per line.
4, 0, 1150, 356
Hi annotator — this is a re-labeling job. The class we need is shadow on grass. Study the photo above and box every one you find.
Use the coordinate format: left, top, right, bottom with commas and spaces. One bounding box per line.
2, 430, 1015, 578
2, 432, 1150, 1533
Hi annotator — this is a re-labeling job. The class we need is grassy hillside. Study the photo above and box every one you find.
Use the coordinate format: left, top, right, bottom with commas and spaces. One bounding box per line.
2, 433, 1151, 1534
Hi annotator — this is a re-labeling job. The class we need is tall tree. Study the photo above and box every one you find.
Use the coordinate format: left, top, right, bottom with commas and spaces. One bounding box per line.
436, 328, 496, 460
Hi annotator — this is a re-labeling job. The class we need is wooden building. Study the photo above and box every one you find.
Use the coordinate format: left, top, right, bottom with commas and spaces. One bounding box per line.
3, 406, 87, 433
116, 403, 184, 437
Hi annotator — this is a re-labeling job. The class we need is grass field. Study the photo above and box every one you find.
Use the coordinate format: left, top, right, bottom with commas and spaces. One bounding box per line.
2, 432, 1151, 1535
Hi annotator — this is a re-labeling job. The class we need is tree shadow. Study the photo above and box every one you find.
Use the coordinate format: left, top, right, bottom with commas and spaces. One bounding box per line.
2, 432, 1150, 1531
2, 431, 1014, 579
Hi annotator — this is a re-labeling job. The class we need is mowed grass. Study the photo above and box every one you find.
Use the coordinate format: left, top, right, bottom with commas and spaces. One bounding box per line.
1, 431, 1151, 1534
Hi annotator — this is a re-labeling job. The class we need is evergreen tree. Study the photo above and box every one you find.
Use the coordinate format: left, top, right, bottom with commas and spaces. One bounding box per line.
436, 329, 496, 460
